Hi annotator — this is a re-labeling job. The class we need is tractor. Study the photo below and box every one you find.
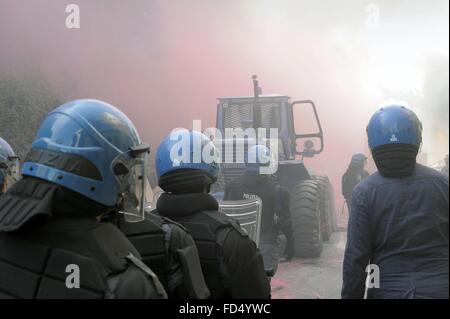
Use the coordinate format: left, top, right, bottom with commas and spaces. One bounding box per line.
213, 75, 335, 258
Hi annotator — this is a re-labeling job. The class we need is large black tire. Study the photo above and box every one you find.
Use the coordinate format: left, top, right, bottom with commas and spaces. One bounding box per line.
290, 180, 323, 258
315, 176, 333, 241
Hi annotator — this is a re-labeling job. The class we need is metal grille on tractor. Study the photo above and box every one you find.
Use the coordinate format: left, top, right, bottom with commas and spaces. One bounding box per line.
223, 103, 253, 129
223, 103, 279, 130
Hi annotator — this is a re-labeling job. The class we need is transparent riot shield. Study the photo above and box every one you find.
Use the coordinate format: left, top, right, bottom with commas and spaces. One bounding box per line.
218, 198, 262, 247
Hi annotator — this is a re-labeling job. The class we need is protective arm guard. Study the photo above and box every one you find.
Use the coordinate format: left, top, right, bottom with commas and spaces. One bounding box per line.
176, 245, 210, 299
106, 253, 168, 299
166, 221, 210, 299
223, 229, 271, 299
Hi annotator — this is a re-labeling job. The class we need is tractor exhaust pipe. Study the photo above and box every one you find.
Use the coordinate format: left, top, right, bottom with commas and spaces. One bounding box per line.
252, 74, 261, 99
252, 75, 262, 128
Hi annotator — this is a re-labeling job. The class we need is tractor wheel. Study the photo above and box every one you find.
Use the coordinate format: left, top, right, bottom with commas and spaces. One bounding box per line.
290, 180, 323, 258
315, 176, 333, 241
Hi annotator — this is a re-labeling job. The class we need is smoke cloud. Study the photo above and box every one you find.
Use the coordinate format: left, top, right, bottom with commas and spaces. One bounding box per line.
0, 0, 448, 210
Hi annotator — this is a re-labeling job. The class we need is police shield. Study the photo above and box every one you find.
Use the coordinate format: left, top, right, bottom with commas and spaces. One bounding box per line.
218, 198, 262, 247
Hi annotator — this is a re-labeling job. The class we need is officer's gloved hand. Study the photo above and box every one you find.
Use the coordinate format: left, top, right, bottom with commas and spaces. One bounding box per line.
285, 241, 295, 261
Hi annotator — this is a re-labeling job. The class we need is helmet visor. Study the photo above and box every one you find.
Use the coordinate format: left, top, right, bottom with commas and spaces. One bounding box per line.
113, 144, 150, 223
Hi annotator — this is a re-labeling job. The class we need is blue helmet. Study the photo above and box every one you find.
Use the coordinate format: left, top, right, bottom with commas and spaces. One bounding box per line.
350, 153, 367, 166
155, 130, 219, 180
246, 144, 272, 172
367, 105, 422, 151
22, 99, 150, 215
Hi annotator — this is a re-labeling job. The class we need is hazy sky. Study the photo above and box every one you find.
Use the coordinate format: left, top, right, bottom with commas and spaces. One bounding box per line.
0, 0, 448, 204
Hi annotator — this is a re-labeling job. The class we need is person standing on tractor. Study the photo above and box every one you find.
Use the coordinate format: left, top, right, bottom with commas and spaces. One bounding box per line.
341, 153, 369, 210
342, 104, 449, 299
225, 144, 295, 277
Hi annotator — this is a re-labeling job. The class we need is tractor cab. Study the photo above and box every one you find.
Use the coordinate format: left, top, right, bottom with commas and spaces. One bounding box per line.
215, 76, 324, 189
214, 75, 336, 258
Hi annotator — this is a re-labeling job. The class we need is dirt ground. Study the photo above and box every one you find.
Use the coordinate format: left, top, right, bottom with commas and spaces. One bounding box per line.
271, 231, 347, 299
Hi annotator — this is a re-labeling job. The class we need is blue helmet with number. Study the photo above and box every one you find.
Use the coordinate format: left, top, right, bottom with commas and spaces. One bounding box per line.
22, 99, 150, 214
155, 130, 219, 193
367, 105, 422, 151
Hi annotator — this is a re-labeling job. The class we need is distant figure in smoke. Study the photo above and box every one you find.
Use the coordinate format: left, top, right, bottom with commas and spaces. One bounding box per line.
342, 104, 449, 299
341, 153, 369, 210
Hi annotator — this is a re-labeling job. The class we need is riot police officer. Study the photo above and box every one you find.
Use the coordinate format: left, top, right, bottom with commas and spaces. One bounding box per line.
0, 137, 20, 195
341, 152, 369, 210
154, 130, 271, 299
0, 99, 167, 299
225, 144, 295, 277
342, 104, 449, 299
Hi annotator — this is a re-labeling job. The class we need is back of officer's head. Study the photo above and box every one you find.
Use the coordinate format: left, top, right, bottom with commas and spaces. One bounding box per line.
367, 104, 422, 177
155, 130, 219, 194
